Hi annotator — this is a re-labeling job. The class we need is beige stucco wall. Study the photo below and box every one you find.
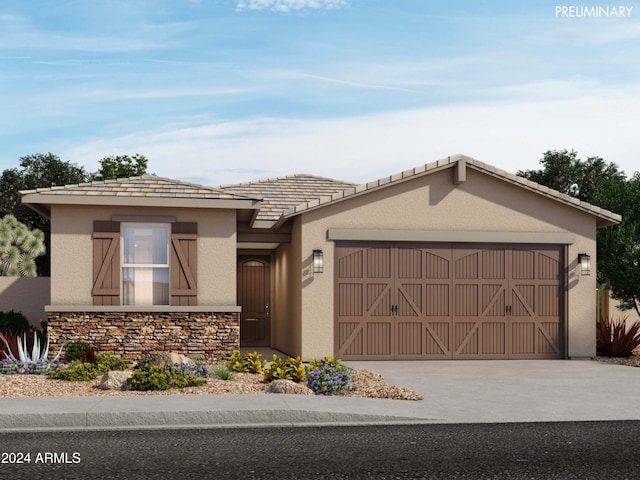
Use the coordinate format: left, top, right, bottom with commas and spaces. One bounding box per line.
49, 205, 237, 306
296, 168, 599, 359
0, 277, 50, 326
272, 218, 302, 356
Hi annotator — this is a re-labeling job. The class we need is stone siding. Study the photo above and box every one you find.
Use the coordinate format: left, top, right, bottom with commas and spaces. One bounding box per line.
47, 311, 239, 361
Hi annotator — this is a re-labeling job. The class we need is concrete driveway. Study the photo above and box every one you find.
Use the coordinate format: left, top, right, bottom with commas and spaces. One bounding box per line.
345, 359, 640, 423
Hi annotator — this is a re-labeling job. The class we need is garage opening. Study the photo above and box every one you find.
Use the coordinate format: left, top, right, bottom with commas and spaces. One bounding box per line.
335, 242, 564, 360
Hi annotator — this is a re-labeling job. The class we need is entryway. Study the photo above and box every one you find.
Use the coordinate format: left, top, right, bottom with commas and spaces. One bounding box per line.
237, 255, 271, 347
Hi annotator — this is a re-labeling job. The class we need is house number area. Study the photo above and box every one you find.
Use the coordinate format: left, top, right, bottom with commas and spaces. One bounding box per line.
1, 451, 82, 464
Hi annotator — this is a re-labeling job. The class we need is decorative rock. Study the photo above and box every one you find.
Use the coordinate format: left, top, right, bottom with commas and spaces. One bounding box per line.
99, 370, 133, 390
265, 379, 315, 395
153, 351, 193, 366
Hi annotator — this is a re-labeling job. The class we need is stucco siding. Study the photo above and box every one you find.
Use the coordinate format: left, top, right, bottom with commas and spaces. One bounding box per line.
50, 205, 237, 306
0, 277, 50, 326
297, 168, 598, 359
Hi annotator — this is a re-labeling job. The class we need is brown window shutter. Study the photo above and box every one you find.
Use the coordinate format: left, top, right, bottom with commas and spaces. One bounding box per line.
171, 222, 197, 306
92, 220, 121, 305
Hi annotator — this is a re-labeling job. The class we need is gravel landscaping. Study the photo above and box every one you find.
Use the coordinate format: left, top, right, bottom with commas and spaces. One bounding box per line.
0, 368, 423, 400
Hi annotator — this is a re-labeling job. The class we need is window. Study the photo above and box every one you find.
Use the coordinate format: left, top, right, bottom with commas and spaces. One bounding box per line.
121, 223, 170, 305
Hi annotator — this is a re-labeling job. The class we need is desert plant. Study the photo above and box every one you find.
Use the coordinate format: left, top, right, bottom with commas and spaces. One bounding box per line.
212, 364, 233, 380
0, 330, 62, 364
264, 354, 309, 383
0, 214, 46, 277
126, 365, 207, 391
309, 355, 349, 373
48, 360, 101, 381
134, 355, 157, 371
65, 341, 96, 363
306, 364, 353, 396
0, 357, 63, 375
227, 350, 266, 374
47, 352, 131, 381
171, 361, 211, 378
597, 316, 640, 357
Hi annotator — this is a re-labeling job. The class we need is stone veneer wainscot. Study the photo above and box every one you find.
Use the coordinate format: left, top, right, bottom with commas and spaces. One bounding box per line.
45, 306, 240, 361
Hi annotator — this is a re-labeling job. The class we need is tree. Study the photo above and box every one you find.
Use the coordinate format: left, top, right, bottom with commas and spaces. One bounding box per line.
518, 150, 640, 316
0, 215, 46, 277
517, 149, 625, 203
91, 154, 149, 181
0, 153, 89, 276
593, 173, 640, 316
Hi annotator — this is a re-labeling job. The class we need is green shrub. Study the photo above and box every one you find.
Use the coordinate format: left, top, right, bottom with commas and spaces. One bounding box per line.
47, 352, 131, 381
227, 350, 266, 374
65, 341, 96, 363
48, 361, 101, 381
127, 366, 207, 391
0, 310, 30, 336
309, 355, 349, 373
134, 355, 157, 371
212, 364, 233, 380
264, 354, 309, 383
95, 353, 131, 372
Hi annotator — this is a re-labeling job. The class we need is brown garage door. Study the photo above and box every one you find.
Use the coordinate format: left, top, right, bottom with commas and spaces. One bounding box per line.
335, 242, 564, 360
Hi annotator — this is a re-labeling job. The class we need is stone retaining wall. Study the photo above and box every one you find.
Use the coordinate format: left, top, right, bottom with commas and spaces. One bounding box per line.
46, 311, 240, 361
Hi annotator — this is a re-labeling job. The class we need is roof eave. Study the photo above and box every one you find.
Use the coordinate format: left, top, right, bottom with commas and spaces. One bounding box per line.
20, 193, 261, 211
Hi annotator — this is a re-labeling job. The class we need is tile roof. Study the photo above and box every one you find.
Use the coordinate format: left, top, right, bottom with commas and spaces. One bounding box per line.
278, 155, 622, 229
20, 175, 258, 201
220, 174, 358, 222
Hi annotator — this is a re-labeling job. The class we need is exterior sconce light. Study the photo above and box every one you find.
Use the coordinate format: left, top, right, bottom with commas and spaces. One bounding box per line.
578, 253, 591, 276
313, 249, 324, 273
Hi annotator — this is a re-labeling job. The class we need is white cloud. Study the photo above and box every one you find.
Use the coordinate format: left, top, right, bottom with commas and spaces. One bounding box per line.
236, 0, 347, 13
60, 88, 640, 187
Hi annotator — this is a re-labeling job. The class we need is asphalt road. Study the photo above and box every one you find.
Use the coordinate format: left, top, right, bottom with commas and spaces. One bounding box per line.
1, 421, 639, 479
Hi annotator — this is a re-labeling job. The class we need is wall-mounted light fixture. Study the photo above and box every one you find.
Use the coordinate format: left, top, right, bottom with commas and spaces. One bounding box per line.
578, 253, 591, 276
313, 249, 324, 273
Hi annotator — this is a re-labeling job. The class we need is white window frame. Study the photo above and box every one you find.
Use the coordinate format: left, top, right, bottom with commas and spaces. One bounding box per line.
121, 222, 171, 306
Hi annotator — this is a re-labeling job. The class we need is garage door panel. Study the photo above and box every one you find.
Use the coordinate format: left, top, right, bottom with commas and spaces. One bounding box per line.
335, 243, 563, 360
338, 283, 363, 316
367, 284, 392, 316
366, 322, 393, 356
455, 284, 478, 316
426, 284, 450, 316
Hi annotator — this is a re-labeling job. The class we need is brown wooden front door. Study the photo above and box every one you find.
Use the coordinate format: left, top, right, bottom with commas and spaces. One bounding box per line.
238, 255, 271, 347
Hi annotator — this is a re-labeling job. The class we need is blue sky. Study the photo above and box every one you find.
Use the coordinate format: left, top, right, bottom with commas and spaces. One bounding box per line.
1, 0, 639, 186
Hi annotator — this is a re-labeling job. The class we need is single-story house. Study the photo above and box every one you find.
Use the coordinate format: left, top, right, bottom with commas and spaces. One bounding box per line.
20, 154, 621, 361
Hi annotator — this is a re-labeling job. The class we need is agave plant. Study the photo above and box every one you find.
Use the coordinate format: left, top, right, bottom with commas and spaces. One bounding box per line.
0, 330, 62, 363
596, 316, 640, 357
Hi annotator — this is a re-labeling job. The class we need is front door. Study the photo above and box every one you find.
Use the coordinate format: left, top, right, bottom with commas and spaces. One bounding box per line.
237, 255, 271, 347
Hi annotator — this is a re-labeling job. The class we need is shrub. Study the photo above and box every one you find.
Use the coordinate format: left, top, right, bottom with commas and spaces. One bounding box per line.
597, 316, 640, 357
309, 355, 349, 373
127, 365, 207, 391
94, 353, 131, 373
0, 310, 30, 336
0, 357, 63, 375
227, 350, 266, 374
134, 355, 157, 371
47, 353, 131, 381
48, 360, 101, 381
264, 354, 309, 383
212, 364, 233, 380
171, 361, 211, 378
306, 364, 353, 396
65, 341, 96, 363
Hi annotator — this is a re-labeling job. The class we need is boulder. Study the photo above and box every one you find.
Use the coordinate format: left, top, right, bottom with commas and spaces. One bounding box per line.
265, 379, 315, 395
153, 352, 192, 367
99, 370, 133, 390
